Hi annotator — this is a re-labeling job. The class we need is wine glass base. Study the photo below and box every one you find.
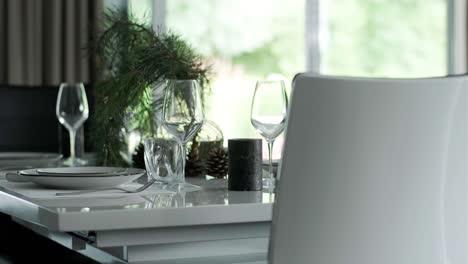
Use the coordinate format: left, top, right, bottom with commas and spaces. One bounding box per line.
262, 178, 276, 192
165, 182, 202, 192
62, 157, 88, 167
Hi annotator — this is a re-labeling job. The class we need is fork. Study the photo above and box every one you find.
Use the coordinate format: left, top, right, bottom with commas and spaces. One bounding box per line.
55, 178, 158, 196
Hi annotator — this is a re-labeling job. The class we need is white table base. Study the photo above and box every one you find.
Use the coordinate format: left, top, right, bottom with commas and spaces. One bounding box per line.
1, 178, 272, 263
13, 217, 270, 263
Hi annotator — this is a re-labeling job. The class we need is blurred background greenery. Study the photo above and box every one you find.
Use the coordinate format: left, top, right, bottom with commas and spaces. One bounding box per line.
322, 0, 446, 77
128, 0, 447, 158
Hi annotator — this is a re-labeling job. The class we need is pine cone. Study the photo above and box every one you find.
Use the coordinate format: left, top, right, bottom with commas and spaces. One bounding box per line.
185, 141, 205, 177
206, 147, 229, 178
132, 143, 145, 169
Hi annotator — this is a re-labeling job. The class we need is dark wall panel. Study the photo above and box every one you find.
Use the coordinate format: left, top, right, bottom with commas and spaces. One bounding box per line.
0, 85, 94, 153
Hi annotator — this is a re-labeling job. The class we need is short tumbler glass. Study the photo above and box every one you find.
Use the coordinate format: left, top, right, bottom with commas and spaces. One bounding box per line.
144, 138, 181, 183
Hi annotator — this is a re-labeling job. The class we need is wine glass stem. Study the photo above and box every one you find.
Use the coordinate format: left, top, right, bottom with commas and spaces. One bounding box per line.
267, 140, 274, 186
69, 129, 76, 161
180, 142, 187, 182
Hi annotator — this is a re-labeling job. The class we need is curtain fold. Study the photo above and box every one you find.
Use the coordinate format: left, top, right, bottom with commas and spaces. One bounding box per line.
0, 0, 102, 86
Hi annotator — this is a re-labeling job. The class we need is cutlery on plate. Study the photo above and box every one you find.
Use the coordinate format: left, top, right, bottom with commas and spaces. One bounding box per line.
55, 178, 158, 196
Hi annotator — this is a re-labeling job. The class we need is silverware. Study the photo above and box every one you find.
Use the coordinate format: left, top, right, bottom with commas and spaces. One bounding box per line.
55, 178, 158, 196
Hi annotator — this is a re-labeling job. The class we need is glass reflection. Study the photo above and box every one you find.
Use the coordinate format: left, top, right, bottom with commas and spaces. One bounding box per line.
46, 179, 275, 213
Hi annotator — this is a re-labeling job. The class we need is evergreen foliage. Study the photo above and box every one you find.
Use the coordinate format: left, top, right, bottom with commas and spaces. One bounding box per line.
90, 9, 210, 166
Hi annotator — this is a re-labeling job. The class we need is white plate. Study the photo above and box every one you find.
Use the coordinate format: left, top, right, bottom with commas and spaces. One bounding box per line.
0, 152, 62, 168
18, 168, 146, 190
36, 167, 127, 176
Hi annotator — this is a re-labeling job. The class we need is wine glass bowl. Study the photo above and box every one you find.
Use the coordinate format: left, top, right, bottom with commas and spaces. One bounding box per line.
251, 115, 287, 142
251, 80, 288, 191
162, 114, 203, 145
56, 83, 89, 166
162, 80, 204, 191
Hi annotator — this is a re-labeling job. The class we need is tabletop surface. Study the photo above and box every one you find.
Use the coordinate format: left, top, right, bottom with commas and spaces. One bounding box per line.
0, 177, 274, 231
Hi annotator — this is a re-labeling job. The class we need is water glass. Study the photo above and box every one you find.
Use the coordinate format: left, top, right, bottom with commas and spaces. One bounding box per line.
144, 138, 182, 183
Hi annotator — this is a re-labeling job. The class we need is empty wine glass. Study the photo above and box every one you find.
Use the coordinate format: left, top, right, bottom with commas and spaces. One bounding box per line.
251, 80, 288, 191
56, 83, 89, 166
162, 80, 204, 191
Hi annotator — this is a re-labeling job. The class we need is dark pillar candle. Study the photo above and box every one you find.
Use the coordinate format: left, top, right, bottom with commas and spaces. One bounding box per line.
228, 138, 262, 191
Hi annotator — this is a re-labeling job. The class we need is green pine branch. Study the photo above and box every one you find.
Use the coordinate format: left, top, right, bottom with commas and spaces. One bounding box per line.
90, 8, 211, 166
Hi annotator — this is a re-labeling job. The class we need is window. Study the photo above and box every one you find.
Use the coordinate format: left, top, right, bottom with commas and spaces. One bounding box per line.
128, 0, 152, 26
165, 0, 305, 159
124, 0, 450, 158
320, 0, 447, 77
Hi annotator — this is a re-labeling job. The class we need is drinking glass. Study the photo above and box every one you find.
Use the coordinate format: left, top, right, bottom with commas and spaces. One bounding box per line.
144, 138, 181, 183
162, 80, 204, 191
56, 83, 89, 166
251, 80, 288, 191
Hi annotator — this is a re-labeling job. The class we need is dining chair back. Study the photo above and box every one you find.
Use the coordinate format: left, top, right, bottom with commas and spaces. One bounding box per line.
270, 73, 468, 264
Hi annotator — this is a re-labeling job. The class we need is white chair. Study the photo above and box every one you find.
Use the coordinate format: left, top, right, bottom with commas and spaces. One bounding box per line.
269, 73, 468, 264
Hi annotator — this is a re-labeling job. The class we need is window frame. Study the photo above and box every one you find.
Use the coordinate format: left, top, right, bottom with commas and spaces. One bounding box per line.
448, 0, 466, 74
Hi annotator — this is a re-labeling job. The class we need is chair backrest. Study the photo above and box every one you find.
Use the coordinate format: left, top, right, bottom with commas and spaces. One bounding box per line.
269, 73, 468, 264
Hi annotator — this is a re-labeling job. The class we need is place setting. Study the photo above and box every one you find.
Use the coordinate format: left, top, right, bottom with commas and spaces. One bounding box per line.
0, 83, 169, 200
0, 153, 135, 198
7, 167, 144, 189
2, 166, 168, 199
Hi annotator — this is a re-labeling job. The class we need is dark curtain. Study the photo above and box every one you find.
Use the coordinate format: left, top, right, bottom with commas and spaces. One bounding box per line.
0, 0, 103, 86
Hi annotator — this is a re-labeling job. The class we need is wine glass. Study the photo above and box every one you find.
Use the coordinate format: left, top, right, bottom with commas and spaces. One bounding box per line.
162, 80, 204, 191
56, 83, 89, 167
251, 80, 288, 191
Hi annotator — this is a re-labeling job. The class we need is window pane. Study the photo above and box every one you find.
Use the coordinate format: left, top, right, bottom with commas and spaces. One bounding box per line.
128, 0, 152, 25
321, 0, 447, 77
167, 0, 305, 158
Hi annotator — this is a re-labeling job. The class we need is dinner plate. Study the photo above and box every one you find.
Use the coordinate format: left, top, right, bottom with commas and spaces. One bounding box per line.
18, 168, 146, 190
36, 167, 128, 176
0, 152, 62, 168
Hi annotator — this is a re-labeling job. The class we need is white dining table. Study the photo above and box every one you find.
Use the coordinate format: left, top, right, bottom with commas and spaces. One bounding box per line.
0, 177, 273, 264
